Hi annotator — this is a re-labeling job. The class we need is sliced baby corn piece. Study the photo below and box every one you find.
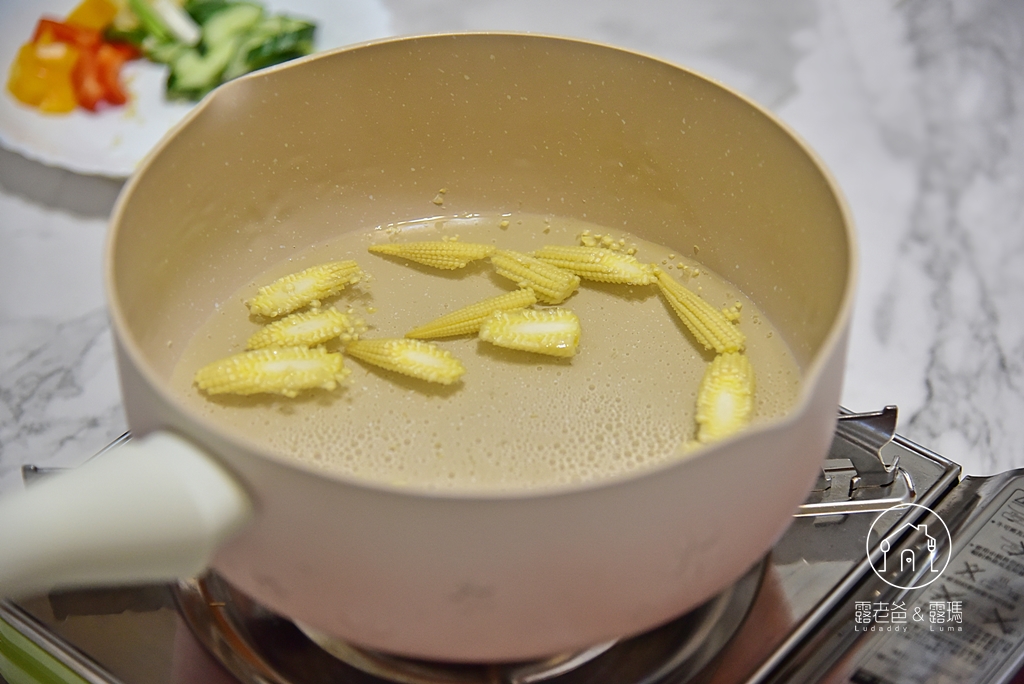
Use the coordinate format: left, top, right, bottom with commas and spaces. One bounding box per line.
246, 308, 366, 350
406, 289, 538, 339
478, 308, 581, 358
655, 268, 746, 354
532, 245, 656, 285
368, 240, 496, 270
490, 249, 580, 305
246, 261, 363, 318
695, 352, 755, 444
194, 347, 349, 398
345, 338, 465, 385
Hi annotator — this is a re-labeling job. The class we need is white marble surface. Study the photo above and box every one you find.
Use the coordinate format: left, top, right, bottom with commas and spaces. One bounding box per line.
2, 0, 1023, 498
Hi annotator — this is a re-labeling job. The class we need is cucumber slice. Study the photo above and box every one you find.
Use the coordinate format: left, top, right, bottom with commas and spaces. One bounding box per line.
221, 15, 314, 80
184, 0, 232, 24
166, 36, 239, 99
142, 35, 189, 64
159, 0, 316, 101
202, 3, 262, 46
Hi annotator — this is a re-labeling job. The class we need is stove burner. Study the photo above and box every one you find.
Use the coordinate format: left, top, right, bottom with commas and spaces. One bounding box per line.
295, 627, 617, 684
174, 563, 764, 684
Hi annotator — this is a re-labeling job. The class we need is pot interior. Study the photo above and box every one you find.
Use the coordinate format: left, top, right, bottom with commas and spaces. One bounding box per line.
109, 33, 852, 482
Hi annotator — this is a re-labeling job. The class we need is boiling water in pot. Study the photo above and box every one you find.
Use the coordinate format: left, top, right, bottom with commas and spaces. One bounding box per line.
169, 213, 801, 492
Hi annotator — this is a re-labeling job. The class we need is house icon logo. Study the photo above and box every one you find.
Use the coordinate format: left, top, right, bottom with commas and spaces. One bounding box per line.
866, 502, 952, 590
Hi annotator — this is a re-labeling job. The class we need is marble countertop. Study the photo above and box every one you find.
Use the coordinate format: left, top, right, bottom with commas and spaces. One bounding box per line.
1, 0, 1022, 498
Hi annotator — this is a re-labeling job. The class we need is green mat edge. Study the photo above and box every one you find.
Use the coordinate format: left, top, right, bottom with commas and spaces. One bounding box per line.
0, 613, 91, 684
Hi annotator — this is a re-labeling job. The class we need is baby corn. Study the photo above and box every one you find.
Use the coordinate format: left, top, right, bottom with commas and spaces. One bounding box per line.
655, 269, 745, 354
406, 289, 538, 339
533, 245, 655, 285
490, 250, 580, 304
246, 261, 363, 318
368, 240, 496, 270
194, 347, 349, 398
246, 309, 366, 350
695, 352, 755, 444
345, 338, 465, 385
478, 308, 581, 358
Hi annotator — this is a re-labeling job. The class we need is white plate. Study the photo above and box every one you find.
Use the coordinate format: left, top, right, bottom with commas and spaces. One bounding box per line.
0, 0, 392, 178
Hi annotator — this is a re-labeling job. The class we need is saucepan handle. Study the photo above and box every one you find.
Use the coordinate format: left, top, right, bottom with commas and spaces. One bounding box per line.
0, 431, 253, 599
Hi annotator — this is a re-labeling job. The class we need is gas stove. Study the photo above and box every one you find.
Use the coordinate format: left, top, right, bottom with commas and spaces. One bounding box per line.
5, 407, 1024, 684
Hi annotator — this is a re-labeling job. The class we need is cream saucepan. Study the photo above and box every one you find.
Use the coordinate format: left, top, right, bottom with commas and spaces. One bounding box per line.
0, 33, 855, 662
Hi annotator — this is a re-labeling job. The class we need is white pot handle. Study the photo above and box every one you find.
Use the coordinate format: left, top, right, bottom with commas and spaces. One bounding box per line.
0, 431, 253, 599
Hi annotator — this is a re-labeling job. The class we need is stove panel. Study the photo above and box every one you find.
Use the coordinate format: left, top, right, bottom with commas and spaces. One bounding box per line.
0, 413, 976, 684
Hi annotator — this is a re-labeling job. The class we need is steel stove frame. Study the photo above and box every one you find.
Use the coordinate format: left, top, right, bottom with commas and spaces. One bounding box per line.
7, 408, 1024, 684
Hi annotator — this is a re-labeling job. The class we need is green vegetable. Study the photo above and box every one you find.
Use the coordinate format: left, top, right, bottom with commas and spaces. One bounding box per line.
166, 37, 239, 99
164, 1, 262, 98
222, 15, 315, 80
103, 24, 148, 47
152, 0, 202, 45
126, 0, 172, 41
201, 2, 262, 46
118, 0, 317, 101
137, 34, 185, 64
183, 0, 235, 24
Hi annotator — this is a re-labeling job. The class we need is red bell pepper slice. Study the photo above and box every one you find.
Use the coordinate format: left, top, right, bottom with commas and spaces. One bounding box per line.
95, 43, 134, 106
30, 17, 139, 112
70, 45, 105, 110
32, 18, 101, 49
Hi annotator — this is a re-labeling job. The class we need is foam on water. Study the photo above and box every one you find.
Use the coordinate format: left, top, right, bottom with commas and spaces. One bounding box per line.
169, 214, 800, 492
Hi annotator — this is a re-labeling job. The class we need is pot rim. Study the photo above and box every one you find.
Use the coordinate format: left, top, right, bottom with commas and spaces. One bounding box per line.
104, 31, 859, 502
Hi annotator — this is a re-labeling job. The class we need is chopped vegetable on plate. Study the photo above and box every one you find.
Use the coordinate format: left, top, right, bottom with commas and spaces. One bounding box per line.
6, 0, 317, 113
7, 0, 139, 113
